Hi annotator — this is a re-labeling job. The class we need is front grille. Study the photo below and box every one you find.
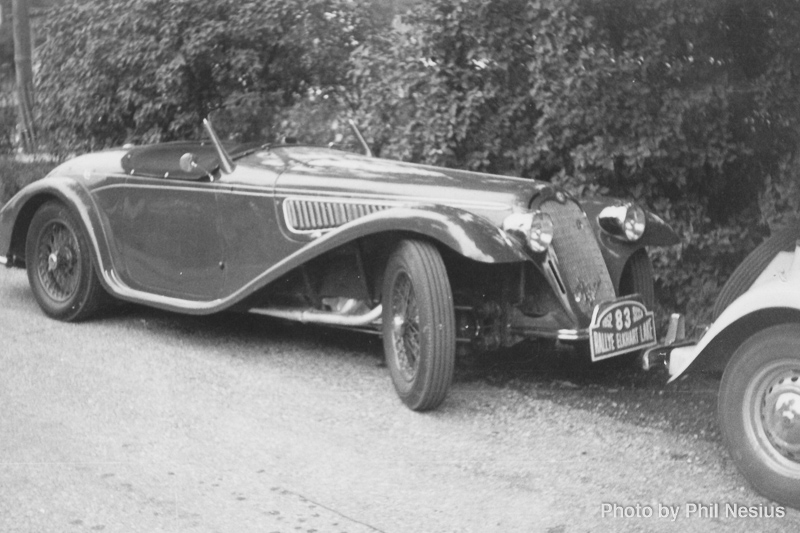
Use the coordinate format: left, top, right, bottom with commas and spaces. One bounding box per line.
540, 199, 615, 315
283, 198, 390, 233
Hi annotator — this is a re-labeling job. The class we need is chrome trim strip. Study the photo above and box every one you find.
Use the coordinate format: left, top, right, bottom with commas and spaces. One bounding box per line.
556, 329, 587, 341
510, 326, 588, 341
92, 182, 233, 194
90, 182, 508, 212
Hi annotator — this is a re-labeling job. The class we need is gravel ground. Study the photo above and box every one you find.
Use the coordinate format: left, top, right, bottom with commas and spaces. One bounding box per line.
458, 342, 722, 444
2, 266, 798, 532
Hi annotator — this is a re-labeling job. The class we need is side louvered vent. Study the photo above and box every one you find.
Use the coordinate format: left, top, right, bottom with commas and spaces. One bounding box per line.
284, 199, 390, 233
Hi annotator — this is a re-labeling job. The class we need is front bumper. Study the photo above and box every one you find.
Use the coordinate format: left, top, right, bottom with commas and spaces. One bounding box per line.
640, 313, 705, 379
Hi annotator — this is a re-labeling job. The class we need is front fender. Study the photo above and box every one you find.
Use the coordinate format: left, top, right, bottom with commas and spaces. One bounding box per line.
581, 198, 679, 248
313, 205, 530, 264
212, 206, 528, 313
668, 269, 800, 381
0, 176, 113, 276
581, 198, 679, 290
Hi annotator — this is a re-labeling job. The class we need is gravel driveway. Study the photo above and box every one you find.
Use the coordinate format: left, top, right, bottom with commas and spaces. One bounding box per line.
0, 267, 798, 532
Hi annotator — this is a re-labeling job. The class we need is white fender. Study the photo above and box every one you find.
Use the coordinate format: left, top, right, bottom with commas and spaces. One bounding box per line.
668, 246, 800, 381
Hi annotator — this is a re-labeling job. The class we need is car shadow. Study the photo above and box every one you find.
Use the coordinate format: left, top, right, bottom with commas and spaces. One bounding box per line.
92, 304, 722, 443
456, 340, 723, 443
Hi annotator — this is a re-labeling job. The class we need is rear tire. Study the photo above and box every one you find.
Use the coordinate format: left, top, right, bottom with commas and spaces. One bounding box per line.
713, 226, 800, 320
382, 239, 455, 411
25, 201, 107, 321
718, 325, 800, 510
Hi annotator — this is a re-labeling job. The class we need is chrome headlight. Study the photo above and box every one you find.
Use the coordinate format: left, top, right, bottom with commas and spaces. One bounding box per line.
503, 211, 554, 253
598, 202, 646, 242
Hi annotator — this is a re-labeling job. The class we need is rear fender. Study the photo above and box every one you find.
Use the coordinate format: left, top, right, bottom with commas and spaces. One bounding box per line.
0, 176, 113, 276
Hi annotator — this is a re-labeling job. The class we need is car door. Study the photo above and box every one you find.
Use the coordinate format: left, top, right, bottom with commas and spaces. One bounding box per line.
214, 150, 291, 296
103, 174, 226, 301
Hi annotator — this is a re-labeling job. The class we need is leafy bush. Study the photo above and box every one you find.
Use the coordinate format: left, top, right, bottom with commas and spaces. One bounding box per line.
349, 0, 800, 325
35, 0, 378, 155
30, 0, 800, 326
0, 158, 57, 205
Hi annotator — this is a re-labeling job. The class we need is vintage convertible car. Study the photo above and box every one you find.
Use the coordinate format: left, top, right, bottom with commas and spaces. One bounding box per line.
0, 120, 678, 411
643, 237, 800, 509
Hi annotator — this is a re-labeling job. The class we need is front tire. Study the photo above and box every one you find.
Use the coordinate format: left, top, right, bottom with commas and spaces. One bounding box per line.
382, 240, 455, 411
619, 249, 655, 309
25, 201, 107, 321
718, 324, 800, 509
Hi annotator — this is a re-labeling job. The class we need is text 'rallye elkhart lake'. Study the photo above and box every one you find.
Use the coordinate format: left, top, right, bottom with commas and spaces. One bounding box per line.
0, 119, 678, 410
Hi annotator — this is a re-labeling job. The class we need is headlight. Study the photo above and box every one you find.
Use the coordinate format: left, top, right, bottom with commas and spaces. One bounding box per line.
503, 211, 554, 253
598, 202, 646, 242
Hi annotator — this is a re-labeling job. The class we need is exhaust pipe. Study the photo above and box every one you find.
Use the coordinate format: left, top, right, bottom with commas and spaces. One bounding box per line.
250, 304, 382, 327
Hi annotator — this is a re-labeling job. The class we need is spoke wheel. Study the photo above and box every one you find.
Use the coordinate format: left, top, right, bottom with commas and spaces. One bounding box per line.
382, 240, 455, 411
719, 324, 800, 510
390, 272, 421, 383
35, 220, 81, 302
26, 202, 107, 321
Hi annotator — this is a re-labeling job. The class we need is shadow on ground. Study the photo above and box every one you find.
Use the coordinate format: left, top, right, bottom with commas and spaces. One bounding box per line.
94, 303, 722, 444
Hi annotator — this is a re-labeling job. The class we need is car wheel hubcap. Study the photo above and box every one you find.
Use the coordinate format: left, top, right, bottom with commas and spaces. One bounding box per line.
37, 221, 80, 302
761, 371, 800, 463
390, 272, 419, 382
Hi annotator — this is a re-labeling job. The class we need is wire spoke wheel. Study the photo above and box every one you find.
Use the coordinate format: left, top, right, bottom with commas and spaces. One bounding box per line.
26, 202, 107, 321
382, 240, 455, 411
390, 272, 421, 382
35, 220, 81, 302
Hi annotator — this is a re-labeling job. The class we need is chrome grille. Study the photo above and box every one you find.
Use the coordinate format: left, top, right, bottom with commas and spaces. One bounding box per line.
283, 199, 390, 233
540, 199, 615, 315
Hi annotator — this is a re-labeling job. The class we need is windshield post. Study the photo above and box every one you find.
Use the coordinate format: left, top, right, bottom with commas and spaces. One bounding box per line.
203, 118, 236, 174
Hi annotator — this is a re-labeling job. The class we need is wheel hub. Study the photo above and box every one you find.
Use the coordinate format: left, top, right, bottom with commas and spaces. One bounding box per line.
37, 222, 80, 302
761, 373, 800, 461
47, 248, 72, 272
392, 315, 406, 336
48, 251, 59, 271
390, 273, 419, 380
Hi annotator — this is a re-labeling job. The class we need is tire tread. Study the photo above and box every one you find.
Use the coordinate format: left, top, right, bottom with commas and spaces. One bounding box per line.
382, 239, 455, 411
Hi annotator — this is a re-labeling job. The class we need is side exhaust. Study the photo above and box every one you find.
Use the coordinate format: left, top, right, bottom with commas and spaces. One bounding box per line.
250, 304, 382, 327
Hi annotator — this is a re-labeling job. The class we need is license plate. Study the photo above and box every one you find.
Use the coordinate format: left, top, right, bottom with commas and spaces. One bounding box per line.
589, 298, 657, 361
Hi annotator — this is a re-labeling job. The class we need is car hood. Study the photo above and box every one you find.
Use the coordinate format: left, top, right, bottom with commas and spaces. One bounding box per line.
246, 146, 554, 214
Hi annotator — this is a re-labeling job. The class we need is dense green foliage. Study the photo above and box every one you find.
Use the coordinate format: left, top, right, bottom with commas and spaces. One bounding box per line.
349, 0, 800, 323
0, 158, 57, 205
31, 0, 800, 323
35, 0, 377, 152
